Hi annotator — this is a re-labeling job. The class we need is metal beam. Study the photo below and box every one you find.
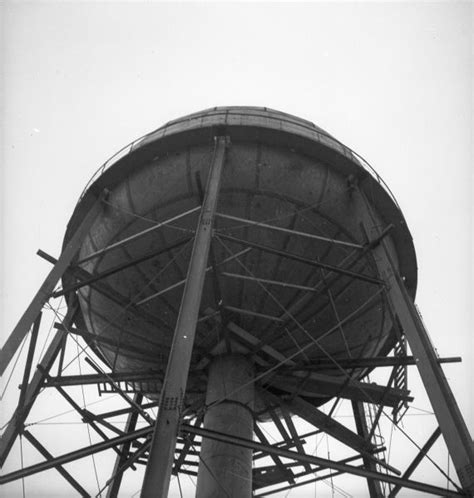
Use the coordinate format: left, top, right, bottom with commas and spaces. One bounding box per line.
96, 401, 159, 421
255, 467, 351, 496
17, 313, 41, 410
224, 305, 284, 322
278, 405, 311, 472
222, 271, 322, 292
195, 171, 232, 353
254, 452, 381, 494
53, 237, 192, 298
0, 427, 152, 484
217, 232, 383, 286
136, 247, 251, 305
182, 424, 464, 497
75, 205, 201, 265
53, 322, 162, 359
226, 324, 459, 371
253, 437, 311, 461
56, 332, 67, 376
83, 358, 154, 424
22, 430, 89, 497
273, 394, 377, 456
279, 355, 461, 370
367, 365, 398, 441
38, 249, 173, 335
354, 186, 474, 493
173, 414, 204, 475
262, 391, 399, 476
104, 441, 151, 496
214, 289, 386, 405
214, 235, 384, 363
0, 192, 105, 376
51, 382, 127, 452
45, 371, 160, 387
227, 322, 288, 363
256, 225, 394, 342
141, 136, 228, 497
254, 424, 295, 485
262, 371, 413, 408
215, 212, 364, 249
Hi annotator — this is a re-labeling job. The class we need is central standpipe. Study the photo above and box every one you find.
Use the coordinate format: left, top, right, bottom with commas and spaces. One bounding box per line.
196, 355, 254, 498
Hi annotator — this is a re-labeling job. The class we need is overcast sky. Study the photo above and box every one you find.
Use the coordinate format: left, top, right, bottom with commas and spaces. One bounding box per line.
1, 2, 472, 497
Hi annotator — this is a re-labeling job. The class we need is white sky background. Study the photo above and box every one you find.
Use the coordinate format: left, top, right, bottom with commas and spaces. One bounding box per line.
1, 1, 472, 497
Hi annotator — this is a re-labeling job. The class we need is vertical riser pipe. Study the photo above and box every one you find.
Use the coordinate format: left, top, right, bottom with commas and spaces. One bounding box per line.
196, 355, 254, 498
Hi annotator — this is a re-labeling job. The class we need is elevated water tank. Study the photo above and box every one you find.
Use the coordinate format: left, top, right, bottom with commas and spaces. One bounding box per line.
63, 106, 417, 411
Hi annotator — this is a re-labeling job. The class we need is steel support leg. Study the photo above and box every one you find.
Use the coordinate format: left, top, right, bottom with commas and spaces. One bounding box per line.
140, 136, 228, 497
0, 190, 105, 376
17, 313, 41, 410
196, 354, 254, 498
353, 186, 474, 494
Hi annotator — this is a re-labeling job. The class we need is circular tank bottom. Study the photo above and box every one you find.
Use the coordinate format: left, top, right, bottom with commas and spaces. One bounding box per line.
73, 139, 398, 414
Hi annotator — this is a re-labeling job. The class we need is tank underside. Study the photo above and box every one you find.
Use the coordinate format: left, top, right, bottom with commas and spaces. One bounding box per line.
63, 107, 417, 413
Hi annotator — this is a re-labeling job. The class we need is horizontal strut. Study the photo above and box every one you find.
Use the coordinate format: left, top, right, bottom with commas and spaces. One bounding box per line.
136, 247, 251, 305
280, 355, 462, 370
217, 233, 384, 285
76, 205, 201, 265
53, 236, 192, 297
53, 322, 165, 357
38, 250, 173, 333
262, 372, 413, 408
222, 271, 320, 292
44, 371, 161, 387
0, 427, 152, 485
215, 212, 364, 249
224, 305, 284, 322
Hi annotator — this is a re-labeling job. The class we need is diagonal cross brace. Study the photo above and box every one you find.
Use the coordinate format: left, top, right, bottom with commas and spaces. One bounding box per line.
22, 430, 89, 497
262, 390, 375, 455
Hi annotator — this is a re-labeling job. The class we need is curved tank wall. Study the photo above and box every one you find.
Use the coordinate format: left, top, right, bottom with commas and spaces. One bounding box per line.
62, 107, 417, 411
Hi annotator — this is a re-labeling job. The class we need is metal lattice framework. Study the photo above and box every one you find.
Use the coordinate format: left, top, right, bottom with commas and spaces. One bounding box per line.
0, 185, 471, 496
1, 108, 473, 497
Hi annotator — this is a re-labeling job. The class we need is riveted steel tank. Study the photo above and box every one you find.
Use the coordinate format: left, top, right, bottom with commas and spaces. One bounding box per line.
62, 106, 417, 412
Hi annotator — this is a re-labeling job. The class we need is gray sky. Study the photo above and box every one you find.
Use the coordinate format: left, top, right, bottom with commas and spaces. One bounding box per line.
1, 1, 472, 497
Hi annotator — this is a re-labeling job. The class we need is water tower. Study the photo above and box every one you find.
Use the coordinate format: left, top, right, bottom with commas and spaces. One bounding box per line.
1, 107, 473, 496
